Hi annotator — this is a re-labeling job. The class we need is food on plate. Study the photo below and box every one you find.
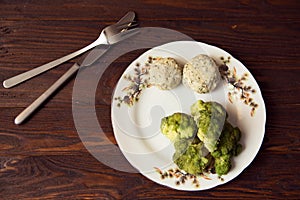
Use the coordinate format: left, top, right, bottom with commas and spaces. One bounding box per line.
160, 100, 242, 177
211, 122, 242, 176
182, 54, 221, 93
191, 100, 227, 152
148, 57, 182, 90
173, 138, 211, 175
160, 113, 197, 143
146, 55, 221, 93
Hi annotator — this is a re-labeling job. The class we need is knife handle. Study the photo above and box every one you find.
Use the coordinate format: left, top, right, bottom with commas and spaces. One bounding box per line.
14, 63, 80, 125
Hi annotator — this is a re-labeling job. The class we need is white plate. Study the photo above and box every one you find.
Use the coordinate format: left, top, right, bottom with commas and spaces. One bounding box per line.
111, 41, 266, 191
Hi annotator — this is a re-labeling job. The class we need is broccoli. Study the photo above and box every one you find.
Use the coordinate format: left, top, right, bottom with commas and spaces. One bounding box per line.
211, 122, 243, 176
191, 100, 227, 152
173, 136, 201, 155
160, 113, 197, 142
213, 154, 231, 176
159, 100, 243, 177
173, 140, 209, 175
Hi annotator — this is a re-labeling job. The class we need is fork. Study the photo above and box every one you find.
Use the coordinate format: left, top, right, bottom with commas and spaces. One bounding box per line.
13, 18, 139, 124
3, 11, 136, 89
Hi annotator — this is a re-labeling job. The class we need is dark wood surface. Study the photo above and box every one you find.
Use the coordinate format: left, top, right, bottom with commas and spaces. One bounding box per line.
1, 0, 299, 199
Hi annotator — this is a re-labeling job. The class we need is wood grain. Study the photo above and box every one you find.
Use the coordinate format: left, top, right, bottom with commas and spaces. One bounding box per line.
0, 0, 299, 199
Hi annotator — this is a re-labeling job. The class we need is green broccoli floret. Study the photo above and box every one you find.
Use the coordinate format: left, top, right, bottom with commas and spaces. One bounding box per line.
173, 137, 201, 155
173, 141, 209, 175
212, 122, 242, 157
211, 122, 243, 176
191, 100, 227, 152
214, 154, 231, 176
160, 113, 197, 142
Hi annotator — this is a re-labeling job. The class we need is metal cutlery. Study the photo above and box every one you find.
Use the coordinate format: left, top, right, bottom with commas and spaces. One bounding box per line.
3, 11, 136, 89
8, 12, 138, 124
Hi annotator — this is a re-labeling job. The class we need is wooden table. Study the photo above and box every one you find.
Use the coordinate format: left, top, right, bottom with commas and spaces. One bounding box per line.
1, 0, 299, 199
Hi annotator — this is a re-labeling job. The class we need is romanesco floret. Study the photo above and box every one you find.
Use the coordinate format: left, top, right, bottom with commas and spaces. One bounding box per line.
160, 113, 197, 142
191, 100, 227, 152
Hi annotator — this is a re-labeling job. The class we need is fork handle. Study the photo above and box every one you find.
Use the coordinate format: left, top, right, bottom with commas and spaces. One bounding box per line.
14, 63, 80, 125
3, 41, 98, 89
